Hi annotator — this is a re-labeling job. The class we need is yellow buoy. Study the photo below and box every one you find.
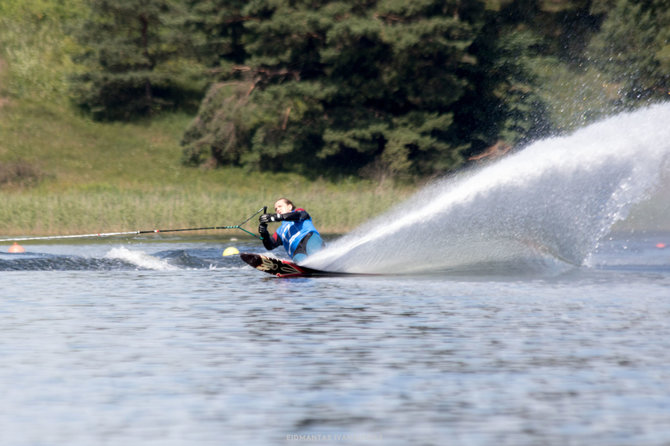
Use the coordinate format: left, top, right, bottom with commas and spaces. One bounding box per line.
222, 246, 240, 257
8, 242, 25, 253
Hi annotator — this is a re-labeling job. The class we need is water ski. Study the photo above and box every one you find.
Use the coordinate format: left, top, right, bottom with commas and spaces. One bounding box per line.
240, 253, 342, 277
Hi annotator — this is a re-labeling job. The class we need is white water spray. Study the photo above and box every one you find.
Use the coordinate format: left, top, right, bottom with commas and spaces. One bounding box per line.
306, 103, 670, 274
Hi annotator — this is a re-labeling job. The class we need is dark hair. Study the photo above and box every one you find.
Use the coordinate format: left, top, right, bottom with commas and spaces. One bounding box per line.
276, 198, 294, 210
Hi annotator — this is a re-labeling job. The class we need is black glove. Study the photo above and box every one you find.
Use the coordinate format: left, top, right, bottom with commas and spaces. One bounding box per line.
258, 222, 269, 235
259, 213, 282, 224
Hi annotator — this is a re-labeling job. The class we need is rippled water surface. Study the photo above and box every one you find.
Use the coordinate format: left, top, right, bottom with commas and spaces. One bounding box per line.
1, 232, 669, 446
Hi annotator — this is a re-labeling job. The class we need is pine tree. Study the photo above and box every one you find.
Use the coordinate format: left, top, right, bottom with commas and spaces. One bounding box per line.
172, 0, 250, 67
319, 0, 486, 177
71, 0, 200, 120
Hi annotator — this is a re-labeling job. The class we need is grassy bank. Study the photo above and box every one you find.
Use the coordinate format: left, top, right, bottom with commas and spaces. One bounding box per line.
0, 99, 412, 237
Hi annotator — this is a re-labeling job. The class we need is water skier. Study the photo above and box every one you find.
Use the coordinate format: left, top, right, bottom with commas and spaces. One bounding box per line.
258, 198, 324, 262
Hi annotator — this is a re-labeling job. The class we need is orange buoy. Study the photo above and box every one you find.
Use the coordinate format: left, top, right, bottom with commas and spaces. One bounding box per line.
656, 242, 666, 249
8, 242, 25, 253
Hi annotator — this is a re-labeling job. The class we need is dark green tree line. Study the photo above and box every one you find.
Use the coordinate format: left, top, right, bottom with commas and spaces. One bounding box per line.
181, 0, 492, 178
69, 0, 668, 178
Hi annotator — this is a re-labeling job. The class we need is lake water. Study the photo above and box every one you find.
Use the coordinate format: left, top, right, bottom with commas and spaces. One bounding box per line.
0, 232, 669, 446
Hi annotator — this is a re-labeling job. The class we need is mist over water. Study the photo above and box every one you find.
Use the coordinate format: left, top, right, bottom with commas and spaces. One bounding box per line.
307, 102, 670, 274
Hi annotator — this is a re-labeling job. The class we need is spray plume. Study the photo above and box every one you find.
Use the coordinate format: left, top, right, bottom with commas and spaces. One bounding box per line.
306, 103, 670, 274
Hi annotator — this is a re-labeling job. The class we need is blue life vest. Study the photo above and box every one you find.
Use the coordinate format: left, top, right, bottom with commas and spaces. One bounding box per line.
276, 217, 320, 259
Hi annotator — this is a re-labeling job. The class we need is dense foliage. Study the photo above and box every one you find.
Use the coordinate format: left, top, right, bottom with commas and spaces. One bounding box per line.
587, 0, 670, 104
3, 0, 668, 180
182, 0, 488, 178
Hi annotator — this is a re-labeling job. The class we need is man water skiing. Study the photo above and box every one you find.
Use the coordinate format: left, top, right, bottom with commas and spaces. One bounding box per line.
258, 198, 324, 263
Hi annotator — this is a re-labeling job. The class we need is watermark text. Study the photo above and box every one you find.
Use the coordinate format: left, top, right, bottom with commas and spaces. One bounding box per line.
286, 432, 383, 442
